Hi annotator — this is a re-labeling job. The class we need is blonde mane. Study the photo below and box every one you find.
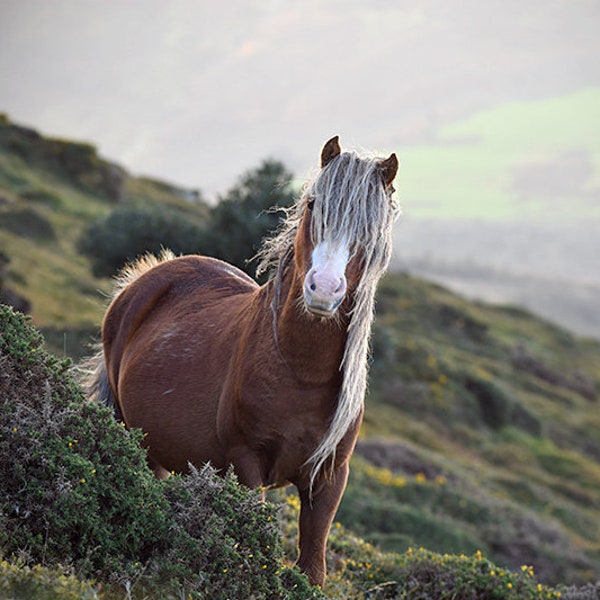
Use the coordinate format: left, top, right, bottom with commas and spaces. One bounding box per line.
256, 149, 400, 485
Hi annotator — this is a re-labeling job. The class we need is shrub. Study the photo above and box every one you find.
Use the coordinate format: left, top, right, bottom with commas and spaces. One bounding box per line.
0, 206, 56, 240
203, 159, 295, 280
326, 542, 564, 600
78, 159, 295, 280
0, 305, 170, 578
144, 465, 320, 599
276, 490, 564, 600
0, 559, 99, 600
79, 203, 205, 277
465, 373, 542, 435
465, 374, 514, 429
0, 304, 315, 598
20, 185, 63, 209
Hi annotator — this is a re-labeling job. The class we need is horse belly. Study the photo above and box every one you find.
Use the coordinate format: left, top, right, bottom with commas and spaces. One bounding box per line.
121, 364, 225, 472
116, 312, 240, 474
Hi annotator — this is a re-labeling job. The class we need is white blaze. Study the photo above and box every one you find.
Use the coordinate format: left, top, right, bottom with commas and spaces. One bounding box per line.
303, 239, 350, 316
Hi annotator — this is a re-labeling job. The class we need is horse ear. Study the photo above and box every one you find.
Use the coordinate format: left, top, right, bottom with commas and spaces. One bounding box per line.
378, 153, 399, 188
321, 136, 342, 168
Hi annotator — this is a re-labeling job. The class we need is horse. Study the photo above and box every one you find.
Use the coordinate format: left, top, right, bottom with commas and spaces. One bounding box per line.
84, 136, 399, 586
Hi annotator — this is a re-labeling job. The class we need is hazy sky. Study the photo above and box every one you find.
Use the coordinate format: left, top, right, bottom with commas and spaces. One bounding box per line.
1, 0, 599, 196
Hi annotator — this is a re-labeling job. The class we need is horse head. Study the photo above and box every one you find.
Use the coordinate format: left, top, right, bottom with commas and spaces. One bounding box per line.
296, 136, 399, 318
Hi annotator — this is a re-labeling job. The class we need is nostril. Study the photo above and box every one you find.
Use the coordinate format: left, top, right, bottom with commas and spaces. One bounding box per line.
306, 270, 317, 293
334, 277, 347, 295
306, 270, 346, 297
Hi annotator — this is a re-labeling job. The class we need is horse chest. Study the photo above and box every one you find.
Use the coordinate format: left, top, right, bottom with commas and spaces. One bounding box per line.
230, 378, 339, 480
238, 372, 337, 429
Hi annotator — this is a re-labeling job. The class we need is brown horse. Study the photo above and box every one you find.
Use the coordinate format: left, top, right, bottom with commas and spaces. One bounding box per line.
85, 136, 399, 586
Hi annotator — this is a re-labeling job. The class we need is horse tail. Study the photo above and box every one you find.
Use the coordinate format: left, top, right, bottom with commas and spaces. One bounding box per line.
78, 346, 123, 421
111, 248, 176, 300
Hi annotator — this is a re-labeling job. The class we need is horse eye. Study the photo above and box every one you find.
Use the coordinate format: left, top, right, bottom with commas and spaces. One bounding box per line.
307, 199, 315, 211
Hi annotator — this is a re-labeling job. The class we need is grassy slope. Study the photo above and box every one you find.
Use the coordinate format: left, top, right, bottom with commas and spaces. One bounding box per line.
344, 273, 600, 585
1, 115, 599, 590
0, 116, 208, 357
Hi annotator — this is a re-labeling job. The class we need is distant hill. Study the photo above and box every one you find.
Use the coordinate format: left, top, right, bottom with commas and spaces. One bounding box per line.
1, 116, 599, 588
393, 218, 600, 340
397, 88, 600, 221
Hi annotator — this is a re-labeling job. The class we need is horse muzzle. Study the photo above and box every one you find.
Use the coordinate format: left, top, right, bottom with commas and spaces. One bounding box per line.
303, 268, 347, 318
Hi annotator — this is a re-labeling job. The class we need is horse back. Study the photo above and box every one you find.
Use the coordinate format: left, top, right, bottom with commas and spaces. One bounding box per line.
102, 255, 257, 397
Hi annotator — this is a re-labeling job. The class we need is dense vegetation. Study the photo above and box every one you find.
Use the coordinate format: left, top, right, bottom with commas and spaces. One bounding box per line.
0, 305, 584, 598
0, 305, 316, 599
1, 115, 599, 597
350, 274, 600, 585
0, 115, 293, 355
78, 158, 294, 279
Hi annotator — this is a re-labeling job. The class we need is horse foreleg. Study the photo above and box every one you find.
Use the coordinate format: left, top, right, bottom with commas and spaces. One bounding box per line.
296, 462, 349, 587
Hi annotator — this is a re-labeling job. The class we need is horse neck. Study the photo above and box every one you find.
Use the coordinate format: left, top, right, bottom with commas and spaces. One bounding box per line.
270, 264, 349, 386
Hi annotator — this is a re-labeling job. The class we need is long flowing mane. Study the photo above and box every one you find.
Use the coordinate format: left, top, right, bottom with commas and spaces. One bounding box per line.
256, 149, 400, 484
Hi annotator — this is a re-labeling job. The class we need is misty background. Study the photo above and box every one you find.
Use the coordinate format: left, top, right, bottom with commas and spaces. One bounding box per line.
1, 0, 599, 337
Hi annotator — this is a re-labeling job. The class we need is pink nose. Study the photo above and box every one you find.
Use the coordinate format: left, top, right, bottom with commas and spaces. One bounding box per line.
304, 268, 347, 316
308, 270, 347, 296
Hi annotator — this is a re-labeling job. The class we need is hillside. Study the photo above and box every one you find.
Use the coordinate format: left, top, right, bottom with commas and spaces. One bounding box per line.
393, 219, 600, 340
2, 303, 581, 599
1, 117, 599, 592
352, 273, 600, 585
0, 114, 209, 357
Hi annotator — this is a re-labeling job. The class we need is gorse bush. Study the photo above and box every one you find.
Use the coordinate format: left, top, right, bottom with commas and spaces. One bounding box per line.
275, 491, 567, 600
0, 304, 315, 598
148, 465, 320, 599
0, 304, 169, 577
326, 540, 563, 600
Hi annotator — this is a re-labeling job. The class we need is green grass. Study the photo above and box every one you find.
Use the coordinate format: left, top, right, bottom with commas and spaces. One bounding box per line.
397, 87, 600, 220
357, 272, 600, 585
